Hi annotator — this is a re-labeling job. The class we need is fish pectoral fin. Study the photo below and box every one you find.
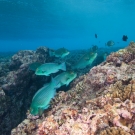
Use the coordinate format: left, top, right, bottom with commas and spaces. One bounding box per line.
44, 105, 50, 110
43, 83, 49, 87
66, 82, 70, 86
38, 108, 44, 116
42, 70, 46, 73
38, 105, 50, 116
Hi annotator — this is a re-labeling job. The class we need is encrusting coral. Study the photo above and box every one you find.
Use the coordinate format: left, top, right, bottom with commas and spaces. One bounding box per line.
99, 127, 131, 135
106, 41, 135, 65
11, 42, 135, 135
96, 80, 135, 102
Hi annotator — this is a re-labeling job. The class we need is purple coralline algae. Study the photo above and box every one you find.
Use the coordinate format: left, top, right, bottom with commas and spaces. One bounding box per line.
10, 42, 135, 135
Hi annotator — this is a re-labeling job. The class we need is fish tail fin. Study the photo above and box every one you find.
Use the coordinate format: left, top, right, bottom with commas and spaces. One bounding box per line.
49, 50, 55, 57
51, 77, 57, 88
50, 78, 57, 97
60, 62, 66, 71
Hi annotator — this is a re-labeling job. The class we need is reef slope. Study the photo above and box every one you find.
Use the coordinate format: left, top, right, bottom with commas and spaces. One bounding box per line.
11, 42, 135, 135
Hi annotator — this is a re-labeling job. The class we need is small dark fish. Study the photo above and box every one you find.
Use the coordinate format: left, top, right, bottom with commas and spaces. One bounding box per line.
105, 40, 115, 47
95, 34, 97, 38
122, 35, 128, 41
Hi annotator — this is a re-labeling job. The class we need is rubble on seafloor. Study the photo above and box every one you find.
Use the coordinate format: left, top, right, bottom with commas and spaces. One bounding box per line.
10, 42, 135, 135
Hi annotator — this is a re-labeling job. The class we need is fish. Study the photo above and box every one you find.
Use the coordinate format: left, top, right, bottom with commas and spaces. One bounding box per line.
49, 47, 70, 58
73, 51, 97, 69
29, 62, 42, 71
54, 71, 77, 88
35, 62, 66, 76
91, 45, 98, 52
105, 40, 115, 47
30, 78, 57, 115
95, 34, 97, 38
122, 35, 128, 41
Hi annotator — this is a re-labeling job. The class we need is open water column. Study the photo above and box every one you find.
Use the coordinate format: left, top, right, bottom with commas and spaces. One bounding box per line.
0, 0, 135, 51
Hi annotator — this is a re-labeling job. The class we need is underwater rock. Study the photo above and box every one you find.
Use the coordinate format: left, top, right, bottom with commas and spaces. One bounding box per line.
9, 47, 50, 70
0, 46, 52, 134
11, 42, 135, 135
106, 42, 135, 65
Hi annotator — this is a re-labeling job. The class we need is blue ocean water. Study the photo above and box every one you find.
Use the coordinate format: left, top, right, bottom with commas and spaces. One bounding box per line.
0, 0, 135, 52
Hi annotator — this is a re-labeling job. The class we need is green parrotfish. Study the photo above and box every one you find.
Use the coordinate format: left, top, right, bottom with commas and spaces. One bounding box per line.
30, 78, 56, 115
54, 71, 77, 88
49, 47, 70, 58
29, 62, 42, 71
73, 52, 97, 69
35, 62, 66, 76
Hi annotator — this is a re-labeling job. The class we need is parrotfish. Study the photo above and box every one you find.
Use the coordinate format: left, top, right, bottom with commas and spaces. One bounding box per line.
73, 52, 97, 69
29, 62, 42, 71
30, 78, 56, 115
35, 62, 66, 76
49, 47, 70, 58
105, 40, 115, 47
54, 71, 77, 88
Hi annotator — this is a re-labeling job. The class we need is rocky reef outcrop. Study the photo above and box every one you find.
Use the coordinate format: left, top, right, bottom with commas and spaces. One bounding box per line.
0, 47, 53, 135
11, 42, 135, 135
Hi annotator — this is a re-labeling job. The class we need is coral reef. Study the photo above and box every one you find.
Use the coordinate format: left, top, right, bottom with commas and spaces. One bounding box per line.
10, 42, 135, 135
1, 42, 135, 134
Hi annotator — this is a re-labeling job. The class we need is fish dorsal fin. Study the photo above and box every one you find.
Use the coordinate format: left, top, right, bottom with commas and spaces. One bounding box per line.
43, 83, 49, 87
42, 70, 46, 73
36, 68, 38, 72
